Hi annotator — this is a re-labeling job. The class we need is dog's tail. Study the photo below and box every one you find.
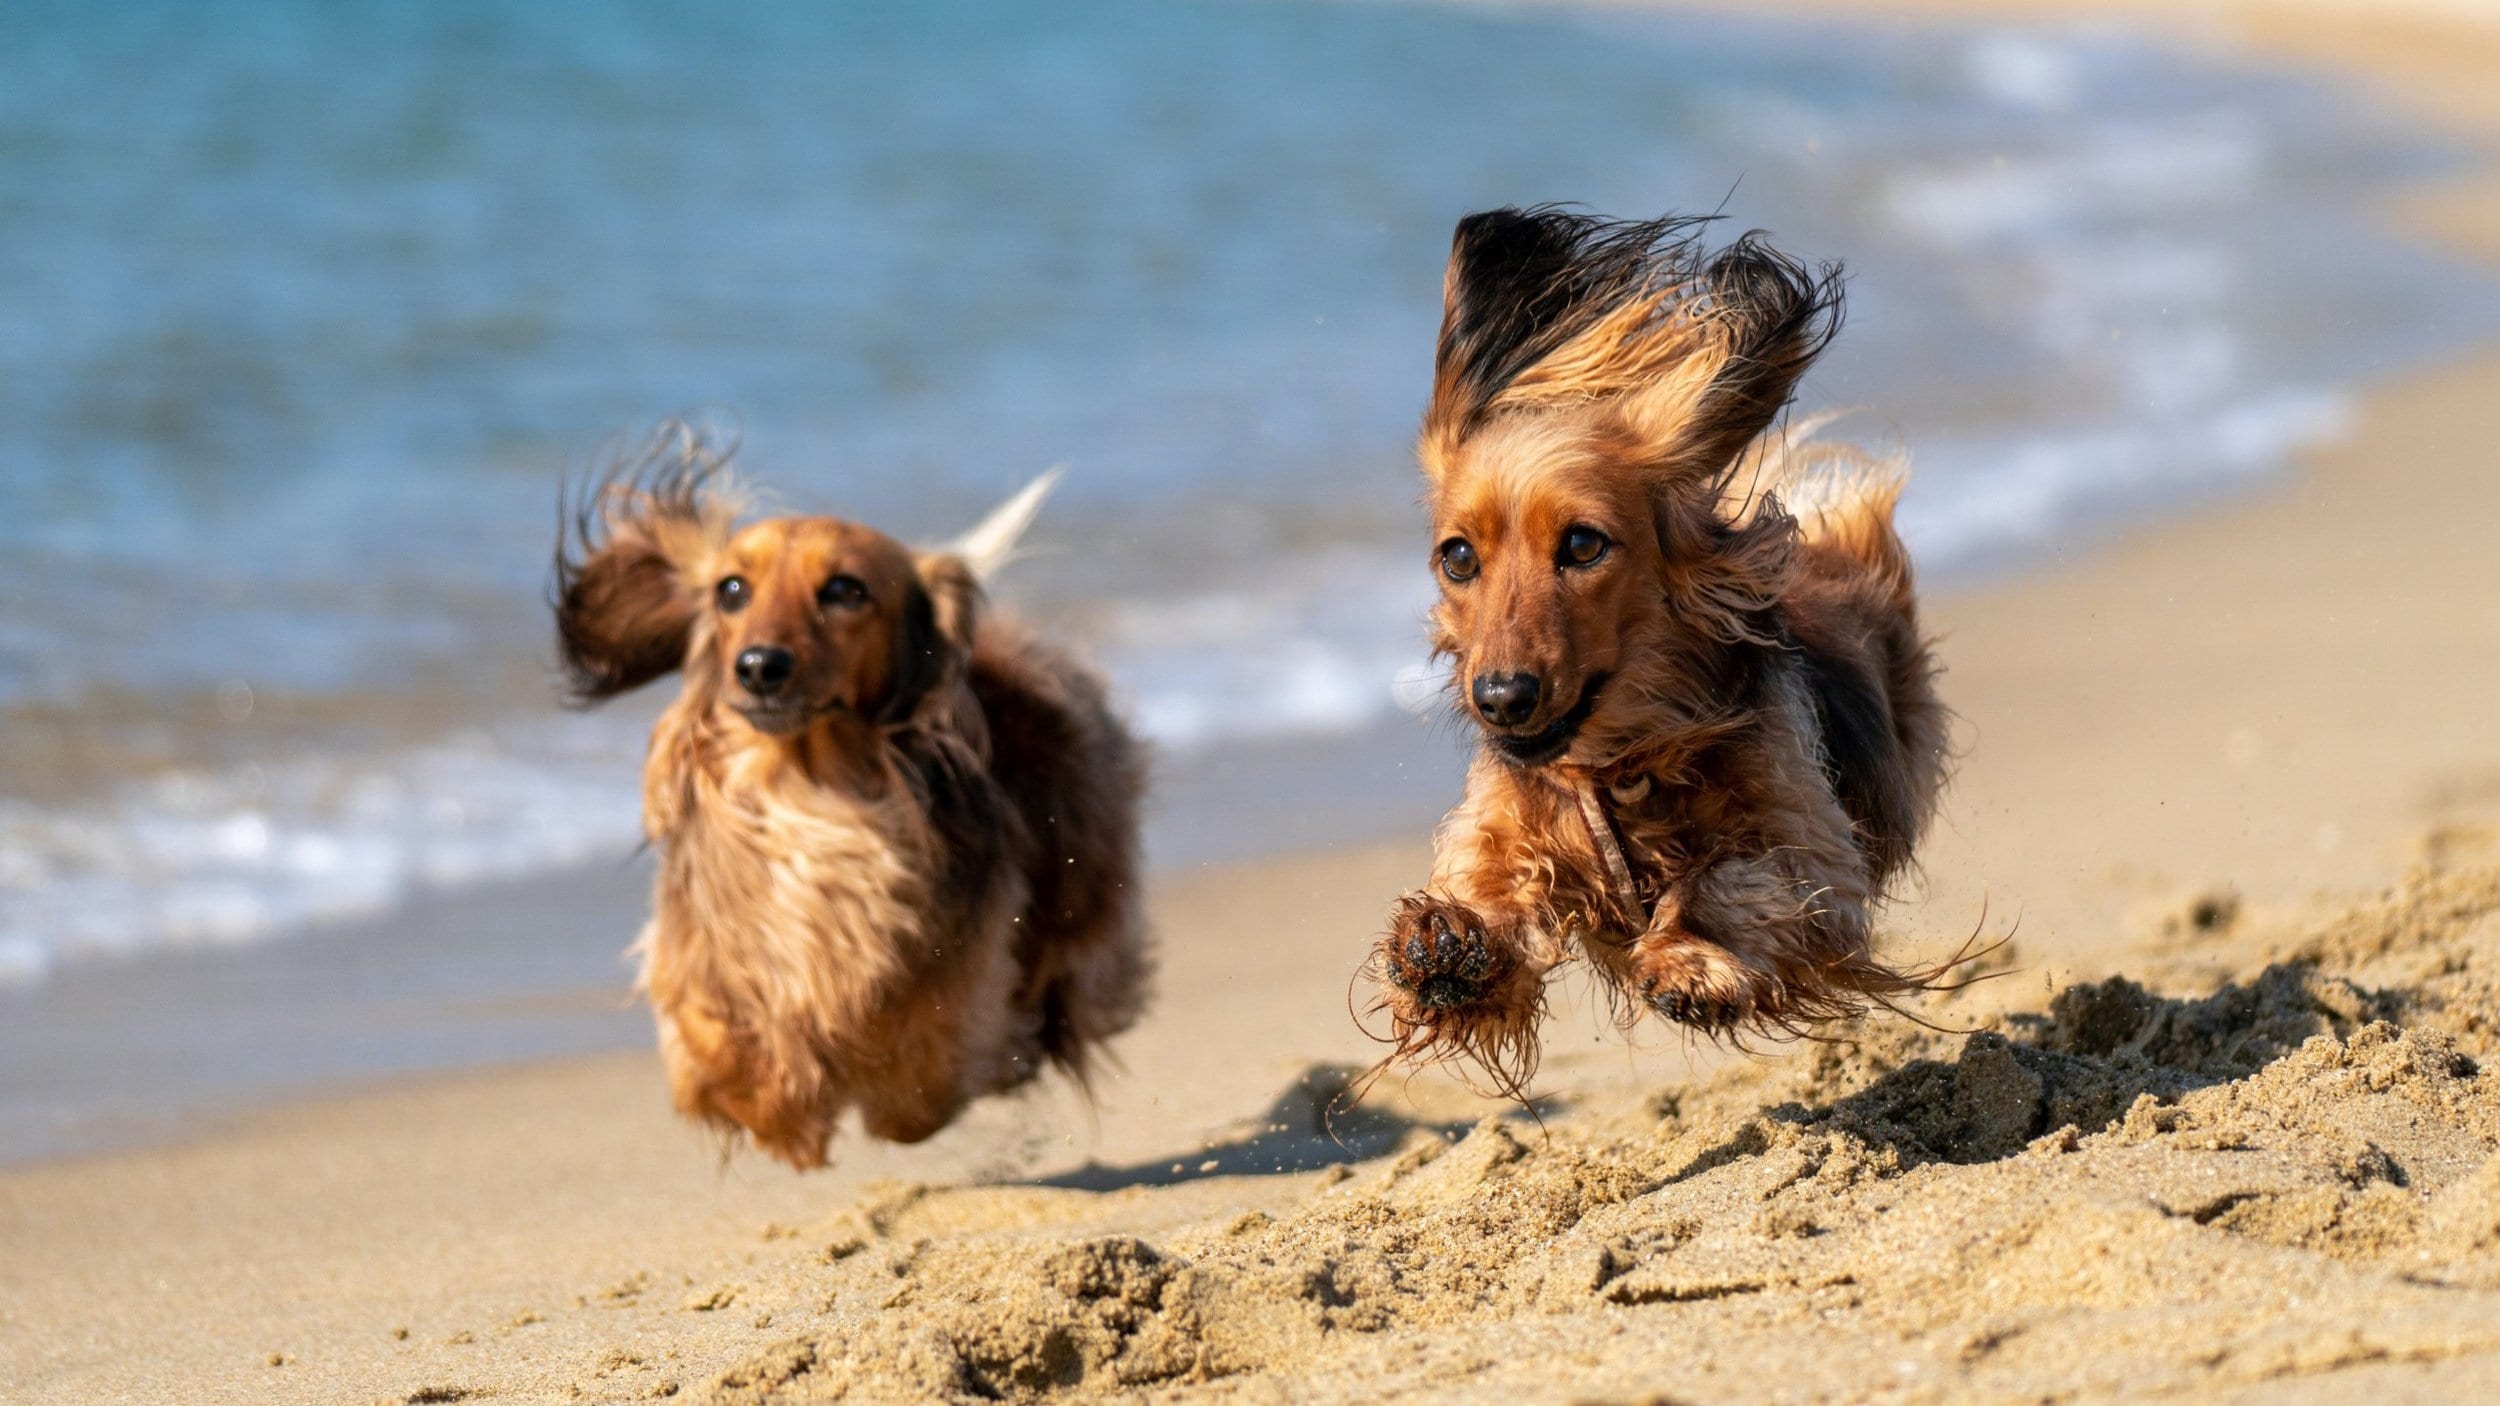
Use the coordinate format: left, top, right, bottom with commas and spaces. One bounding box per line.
1742, 414, 1948, 881
1732, 413, 1914, 601
945, 467, 1063, 584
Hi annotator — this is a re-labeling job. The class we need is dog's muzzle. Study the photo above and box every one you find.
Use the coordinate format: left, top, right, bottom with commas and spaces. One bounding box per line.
1484, 672, 1607, 767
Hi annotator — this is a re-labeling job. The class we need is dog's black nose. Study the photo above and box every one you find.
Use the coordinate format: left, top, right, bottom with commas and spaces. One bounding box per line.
1471, 672, 1541, 727
736, 645, 797, 697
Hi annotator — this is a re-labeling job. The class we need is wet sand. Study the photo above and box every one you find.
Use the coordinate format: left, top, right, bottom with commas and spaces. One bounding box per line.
8, 1, 2500, 1402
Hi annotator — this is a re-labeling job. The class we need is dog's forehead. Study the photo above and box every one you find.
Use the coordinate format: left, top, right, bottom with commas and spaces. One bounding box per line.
724, 516, 915, 581
1436, 421, 1631, 537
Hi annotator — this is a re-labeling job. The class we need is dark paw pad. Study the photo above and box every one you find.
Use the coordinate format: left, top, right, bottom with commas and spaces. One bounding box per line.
1386, 902, 1498, 1012
1641, 982, 1744, 1030
1632, 946, 1759, 1032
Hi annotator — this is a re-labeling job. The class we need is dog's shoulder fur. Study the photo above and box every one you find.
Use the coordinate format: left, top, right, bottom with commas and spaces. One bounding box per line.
964, 620, 1151, 1079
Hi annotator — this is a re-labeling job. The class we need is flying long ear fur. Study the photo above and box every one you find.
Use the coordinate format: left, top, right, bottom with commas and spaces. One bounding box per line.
552, 421, 744, 705
1424, 206, 1844, 489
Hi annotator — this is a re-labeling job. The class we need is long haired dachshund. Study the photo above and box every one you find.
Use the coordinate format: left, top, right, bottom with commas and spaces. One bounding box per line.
554, 425, 1148, 1167
1370, 207, 1954, 1091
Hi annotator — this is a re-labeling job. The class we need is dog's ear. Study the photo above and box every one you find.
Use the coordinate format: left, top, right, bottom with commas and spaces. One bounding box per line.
881, 553, 983, 725
1428, 207, 1602, 461
1617, 234, 1844, 487
552, 426, 741, 705
1424, 206, 1717, 472
1422, 208, 1841, 489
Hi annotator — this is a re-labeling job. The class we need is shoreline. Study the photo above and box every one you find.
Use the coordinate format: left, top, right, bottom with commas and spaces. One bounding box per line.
0, 711, 1478, 1169
9, 2, 2500, 1402
9, 0, 2486, 1021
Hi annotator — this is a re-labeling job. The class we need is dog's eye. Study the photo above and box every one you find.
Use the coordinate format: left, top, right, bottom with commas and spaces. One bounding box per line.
1438, 539, 1479, 584
817, 574, 869, 609
715, 576, 750, 613
1560, 526, 1610, 568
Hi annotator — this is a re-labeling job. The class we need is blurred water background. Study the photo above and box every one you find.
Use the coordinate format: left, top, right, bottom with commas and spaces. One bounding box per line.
3, 0, 2497, 1153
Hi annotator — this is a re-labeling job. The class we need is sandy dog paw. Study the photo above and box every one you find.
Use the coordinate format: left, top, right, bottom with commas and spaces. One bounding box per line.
1380, 893, 1514, 1013
1369, 892, 1548, 1090
1630, 935, 1770, 1032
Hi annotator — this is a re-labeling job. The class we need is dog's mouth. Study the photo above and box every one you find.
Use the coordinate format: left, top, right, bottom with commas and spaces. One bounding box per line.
1485, 672, 1608, 768
733, 700, 829, 737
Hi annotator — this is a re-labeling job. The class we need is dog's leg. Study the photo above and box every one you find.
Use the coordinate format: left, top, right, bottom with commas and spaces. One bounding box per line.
857, 1046, 967, 1145
854, 947, 1015, 1144
1629, 843, 1876, 1034
1627, 858, 1818, 1031
656, 1000, 842, 1168
1371, 774, 1574, 1085
1629, 673, 1902, 1034
1374, 886, 1560, 1088
1378, 888, 1549, 1018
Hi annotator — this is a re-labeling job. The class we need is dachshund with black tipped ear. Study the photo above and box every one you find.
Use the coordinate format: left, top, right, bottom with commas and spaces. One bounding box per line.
1367, 207, 1955, 1092
554, 424, 1149, 1167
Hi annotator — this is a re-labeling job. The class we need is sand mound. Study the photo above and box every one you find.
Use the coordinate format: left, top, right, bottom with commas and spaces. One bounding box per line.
411, 854, 2500, 1404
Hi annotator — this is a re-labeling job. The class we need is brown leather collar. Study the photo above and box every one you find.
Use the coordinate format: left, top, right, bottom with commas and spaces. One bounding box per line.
1570, 775, 1651, 933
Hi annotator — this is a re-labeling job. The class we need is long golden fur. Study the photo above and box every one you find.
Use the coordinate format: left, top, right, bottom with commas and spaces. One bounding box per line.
1369, 207, 1954, 1091
554, 426, 1149, 1168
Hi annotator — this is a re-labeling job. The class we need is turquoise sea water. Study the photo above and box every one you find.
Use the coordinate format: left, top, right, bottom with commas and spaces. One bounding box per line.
1, 0, 2494, 989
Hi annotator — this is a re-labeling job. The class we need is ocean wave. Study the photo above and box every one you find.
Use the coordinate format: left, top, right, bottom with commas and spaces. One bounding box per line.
1094, 551, 1436, 752
1901, 390, 2354, 570
0, 717, 645, 987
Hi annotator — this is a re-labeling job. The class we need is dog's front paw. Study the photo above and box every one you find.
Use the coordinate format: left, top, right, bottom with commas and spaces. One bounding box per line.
1380, 893, 1509, 1012
1630, 935, 1773, 1034
1370, 893, 1547, 1089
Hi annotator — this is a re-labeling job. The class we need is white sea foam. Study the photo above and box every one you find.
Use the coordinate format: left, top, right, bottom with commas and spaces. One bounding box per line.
1886, 114, 2264, 246
0, 718, 645, 987
1095, 550, 1437, 752
1898, 389, 2353, 567
1963, 33, 2084, 112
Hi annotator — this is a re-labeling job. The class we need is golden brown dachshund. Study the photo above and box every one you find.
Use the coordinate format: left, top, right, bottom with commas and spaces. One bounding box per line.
1370, 208, 1954, 1091
556, 427, 1148, 1166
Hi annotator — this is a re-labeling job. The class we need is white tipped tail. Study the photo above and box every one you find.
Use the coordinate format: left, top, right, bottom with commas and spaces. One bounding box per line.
1733, 414, 1916, 598
1727, 412, 1906, 535
946, 466, 1062, 583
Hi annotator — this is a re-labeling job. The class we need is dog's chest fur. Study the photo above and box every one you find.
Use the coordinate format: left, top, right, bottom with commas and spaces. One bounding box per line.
1566, 664, 1838, 906
640, 704, 946, 1034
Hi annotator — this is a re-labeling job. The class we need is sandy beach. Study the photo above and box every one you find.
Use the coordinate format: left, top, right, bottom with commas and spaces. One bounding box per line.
8, 2, 2500, 1402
